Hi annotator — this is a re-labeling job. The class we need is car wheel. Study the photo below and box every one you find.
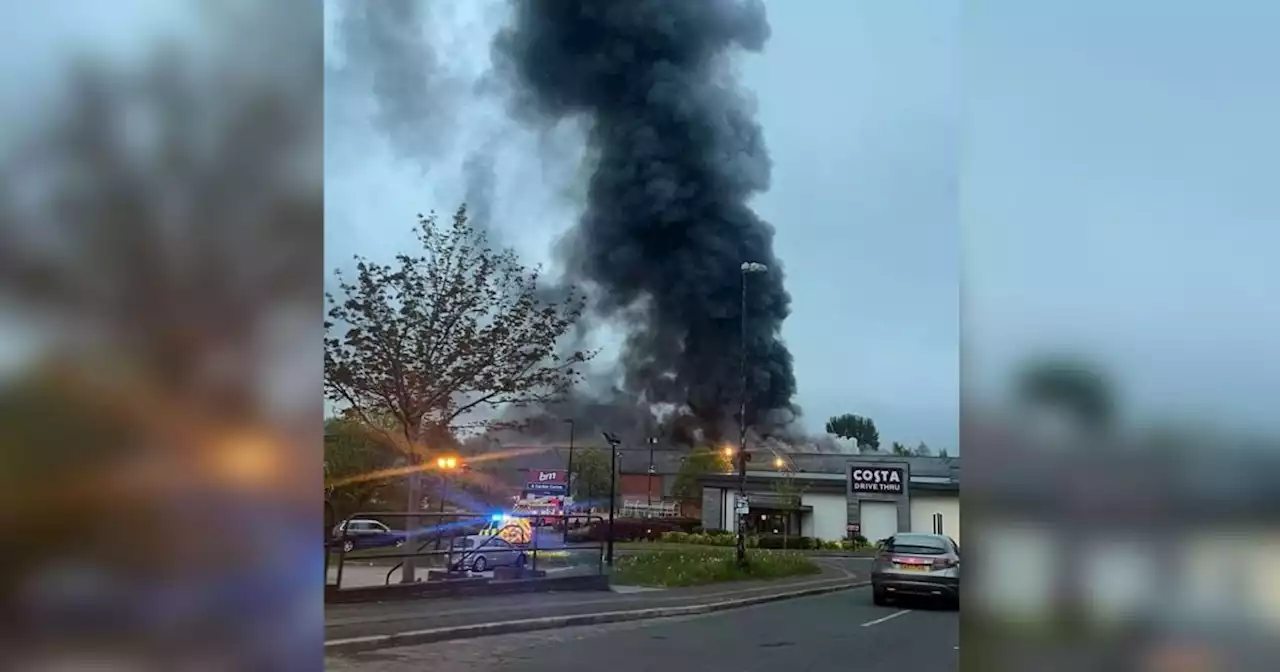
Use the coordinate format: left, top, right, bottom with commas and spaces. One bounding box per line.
342, 540, 354, 553
394, 538, 406, 548
472, 556, 488, 572
872, 587, 888, 606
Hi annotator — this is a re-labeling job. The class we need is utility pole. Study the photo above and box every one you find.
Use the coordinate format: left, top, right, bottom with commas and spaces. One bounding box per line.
603, 432, 621, 566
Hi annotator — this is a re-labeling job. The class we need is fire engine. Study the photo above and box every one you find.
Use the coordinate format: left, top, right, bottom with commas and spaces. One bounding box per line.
512, 494, 571, 525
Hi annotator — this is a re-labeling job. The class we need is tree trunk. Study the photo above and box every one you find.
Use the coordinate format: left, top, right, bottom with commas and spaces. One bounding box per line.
402, 469, 420, 583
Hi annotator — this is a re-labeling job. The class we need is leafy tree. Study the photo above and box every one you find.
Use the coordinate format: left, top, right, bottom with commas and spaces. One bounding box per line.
913, 441, 933, 457
826, 413, 880, 449
1015, 357, 1116, 433
673, 446, 733, 499
324, 416, 404, 518
890, 441, 911, 456
569, 446, 612, 504
938, 447, 950, 459
324, 205, 595, 455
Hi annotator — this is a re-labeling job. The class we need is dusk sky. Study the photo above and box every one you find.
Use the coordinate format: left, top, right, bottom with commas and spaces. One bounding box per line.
324, 0, 962, 451
10, 1, 1273, 452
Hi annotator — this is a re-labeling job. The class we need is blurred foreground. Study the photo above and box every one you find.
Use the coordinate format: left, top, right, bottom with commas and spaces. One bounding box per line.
0, 1, 321, 668
966, 358, 1280, 671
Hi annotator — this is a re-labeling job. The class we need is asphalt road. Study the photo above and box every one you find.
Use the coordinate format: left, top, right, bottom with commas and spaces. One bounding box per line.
325, 557, 869, 641
325, 586, 958, 672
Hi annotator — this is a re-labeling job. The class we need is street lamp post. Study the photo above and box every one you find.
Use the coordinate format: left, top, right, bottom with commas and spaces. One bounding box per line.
603, 432, 621, 566
436, 455, 459, 513
737, 261, 768, 567
647, 437, 658, 506
564, 419, 575, 533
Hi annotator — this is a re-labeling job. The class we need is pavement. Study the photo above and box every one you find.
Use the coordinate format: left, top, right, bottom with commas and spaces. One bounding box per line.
328, 562, 590, 588
325, 557, 869, 643
325, 585, 959, 671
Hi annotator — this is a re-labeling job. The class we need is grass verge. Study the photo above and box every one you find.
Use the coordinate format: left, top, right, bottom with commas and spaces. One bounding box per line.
616, 541, 877, 556
611, 547, 822, 588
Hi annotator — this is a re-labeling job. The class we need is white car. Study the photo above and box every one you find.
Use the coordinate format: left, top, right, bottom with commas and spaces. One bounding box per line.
448, 534, 529, 573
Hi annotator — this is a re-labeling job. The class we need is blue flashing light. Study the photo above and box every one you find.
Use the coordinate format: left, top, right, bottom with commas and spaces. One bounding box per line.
490, 513, 504, 522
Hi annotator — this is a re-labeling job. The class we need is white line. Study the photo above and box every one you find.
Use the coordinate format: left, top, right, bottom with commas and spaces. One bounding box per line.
860, 609, 912, 627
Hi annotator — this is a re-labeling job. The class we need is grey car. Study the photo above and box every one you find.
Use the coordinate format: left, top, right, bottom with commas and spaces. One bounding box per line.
448, 535, 529, 573
870, 532, 960, 608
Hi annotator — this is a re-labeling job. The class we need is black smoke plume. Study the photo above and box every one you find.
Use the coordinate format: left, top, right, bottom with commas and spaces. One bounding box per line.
493, 0, 797, 438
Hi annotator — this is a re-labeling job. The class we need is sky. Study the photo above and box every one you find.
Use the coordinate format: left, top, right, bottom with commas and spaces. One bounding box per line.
964, 1, 1280, 438
8, 1, 1275, 454
323, 0, 963, 452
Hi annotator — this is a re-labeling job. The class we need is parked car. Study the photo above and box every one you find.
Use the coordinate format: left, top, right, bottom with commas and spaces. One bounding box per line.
331, 519, 407, 553
448, 534, 528, 573
870, 532, 960, 608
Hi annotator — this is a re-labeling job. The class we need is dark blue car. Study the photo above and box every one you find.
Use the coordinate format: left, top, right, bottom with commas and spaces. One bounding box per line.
331, 519, 407, 553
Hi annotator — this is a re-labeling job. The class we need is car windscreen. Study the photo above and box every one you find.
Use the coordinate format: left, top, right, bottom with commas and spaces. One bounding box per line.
887, 535, 950, 555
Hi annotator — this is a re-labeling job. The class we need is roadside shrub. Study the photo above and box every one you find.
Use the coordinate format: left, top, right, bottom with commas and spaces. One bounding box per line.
612, 548, 821, 587
756, 535, 815, 550
672, 517, 702, 533
661, 531, 689, 544
664, 531, 736, 547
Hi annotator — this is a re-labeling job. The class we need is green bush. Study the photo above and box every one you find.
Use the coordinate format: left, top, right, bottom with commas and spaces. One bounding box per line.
662, 531, 689, 544
756, 535, 815, 549
612, 547, 822, 587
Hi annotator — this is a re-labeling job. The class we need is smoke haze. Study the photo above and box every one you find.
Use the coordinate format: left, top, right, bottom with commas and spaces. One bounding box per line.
332, 0, 500, 227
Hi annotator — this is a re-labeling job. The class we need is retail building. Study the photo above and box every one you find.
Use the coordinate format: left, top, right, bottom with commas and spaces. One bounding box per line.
697, 454, 960, 543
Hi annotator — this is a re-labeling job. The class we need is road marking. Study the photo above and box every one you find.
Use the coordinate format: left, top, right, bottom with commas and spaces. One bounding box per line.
860, 610, 912, 627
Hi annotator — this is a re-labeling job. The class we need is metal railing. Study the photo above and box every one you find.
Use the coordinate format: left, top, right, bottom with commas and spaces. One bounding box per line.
325, 511, 608, 590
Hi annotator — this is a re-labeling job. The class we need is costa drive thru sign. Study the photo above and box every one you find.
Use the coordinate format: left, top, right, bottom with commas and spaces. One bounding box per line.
849, 466, 906, 495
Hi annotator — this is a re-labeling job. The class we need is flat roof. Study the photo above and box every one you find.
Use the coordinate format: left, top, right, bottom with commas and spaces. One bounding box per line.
699, 469, 959, 493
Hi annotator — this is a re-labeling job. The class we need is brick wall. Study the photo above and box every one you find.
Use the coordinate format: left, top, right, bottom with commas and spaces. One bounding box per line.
618, 473, 662, 500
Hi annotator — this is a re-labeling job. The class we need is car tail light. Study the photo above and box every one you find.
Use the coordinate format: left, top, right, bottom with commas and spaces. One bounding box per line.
932, 557, 958, 569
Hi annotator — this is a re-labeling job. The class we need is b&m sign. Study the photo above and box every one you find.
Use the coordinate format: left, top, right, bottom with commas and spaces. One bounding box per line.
526, 469, 567, 494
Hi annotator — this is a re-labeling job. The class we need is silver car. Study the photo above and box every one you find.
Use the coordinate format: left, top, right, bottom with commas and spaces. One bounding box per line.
448, 534, 529, 573
870, 532, 960, 608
